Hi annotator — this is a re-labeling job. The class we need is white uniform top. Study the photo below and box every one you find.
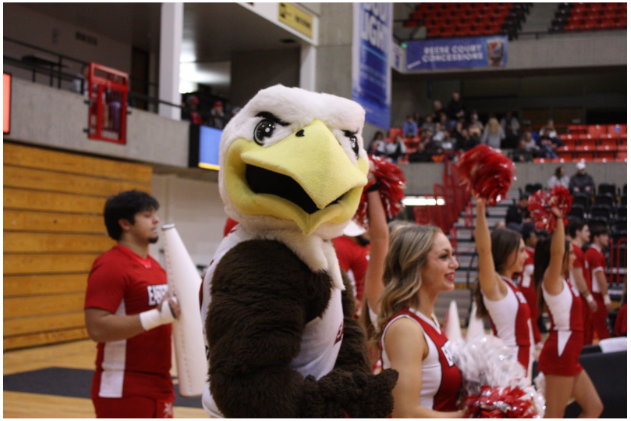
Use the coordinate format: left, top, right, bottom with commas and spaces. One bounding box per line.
380, 308, 446, 409
200, 225, 343, 417
482, 277, 535, 382
543, 280, 580, 356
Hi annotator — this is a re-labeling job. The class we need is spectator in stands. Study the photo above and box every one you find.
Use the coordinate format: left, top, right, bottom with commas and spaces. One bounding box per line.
468, 112, 483, 139
440, 131, 455, 153
569, 162, 596, 194
454, 123, 477, 152
409, 129, 436, 163
539, 119, 558, 139
512, 139, 533, 162
522, 131, 540, 156
403, 115, 418, 137
386, 135, 407, 163
208, 100, 227, 129
446, 92, 465, 123
480, 117, 505, 149
505, 194, 532, 232
181, 95, 203, 125
500, 111, 521, 149
524, 122, 539, 144
432, 100, 443, 123
547, 166, 570, 189
368, 132, 388, 158
420, 115, 434, 133
413, 111, 422, 127
432, 122, 446, 143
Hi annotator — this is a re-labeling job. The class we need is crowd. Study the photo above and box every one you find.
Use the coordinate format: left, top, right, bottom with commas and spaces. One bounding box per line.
180, 94, 237, 130
370, 91, 569, 165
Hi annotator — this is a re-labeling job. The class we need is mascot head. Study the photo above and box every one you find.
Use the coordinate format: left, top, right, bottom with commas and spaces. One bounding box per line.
219, 85, 368, 238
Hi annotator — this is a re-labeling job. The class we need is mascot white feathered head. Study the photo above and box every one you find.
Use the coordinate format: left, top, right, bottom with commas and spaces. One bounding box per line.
219, 85, 368, 239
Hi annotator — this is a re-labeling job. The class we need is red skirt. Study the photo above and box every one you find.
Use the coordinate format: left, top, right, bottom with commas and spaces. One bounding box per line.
538, 330, 584, 377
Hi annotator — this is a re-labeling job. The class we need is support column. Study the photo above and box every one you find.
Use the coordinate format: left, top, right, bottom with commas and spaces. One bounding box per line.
159, 3, 183, 120
299, 42, 316, 92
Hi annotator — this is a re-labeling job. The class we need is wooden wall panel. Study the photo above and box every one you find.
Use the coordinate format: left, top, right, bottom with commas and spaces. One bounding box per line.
3, 143, 152, 182
4, 274, 89, 297
4, 210, 106, 233
3, 143, 153, 350
4, 232, 115, 253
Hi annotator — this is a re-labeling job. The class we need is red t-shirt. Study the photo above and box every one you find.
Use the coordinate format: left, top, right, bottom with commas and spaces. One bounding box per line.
584, 245, 607, 294
332, 236, 368, 301
84, 245, 174, 401
570, 244, 587, 288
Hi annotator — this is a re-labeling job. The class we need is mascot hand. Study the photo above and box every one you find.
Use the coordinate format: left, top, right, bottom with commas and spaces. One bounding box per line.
314, 368, 398, 417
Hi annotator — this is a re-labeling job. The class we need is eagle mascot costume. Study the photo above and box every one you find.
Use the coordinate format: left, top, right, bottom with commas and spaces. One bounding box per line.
200, 85, 398, 417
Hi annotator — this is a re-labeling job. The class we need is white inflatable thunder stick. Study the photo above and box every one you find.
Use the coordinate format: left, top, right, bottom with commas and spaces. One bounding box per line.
162, 224, 206, 397
466, 301, 486, 341
443, 300, 463, 342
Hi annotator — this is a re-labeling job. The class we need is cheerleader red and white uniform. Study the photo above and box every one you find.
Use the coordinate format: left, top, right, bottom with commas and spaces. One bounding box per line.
518, 247, 541, 344
570, 243, 594, 345
482, 276, 535, 383
584, 244, 612, 340
381, 307, 462, 411
538, 278, 584, 376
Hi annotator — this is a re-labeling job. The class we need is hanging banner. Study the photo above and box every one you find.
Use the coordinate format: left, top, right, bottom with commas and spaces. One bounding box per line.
352, 3, 392, 130
406, 36, 508, 71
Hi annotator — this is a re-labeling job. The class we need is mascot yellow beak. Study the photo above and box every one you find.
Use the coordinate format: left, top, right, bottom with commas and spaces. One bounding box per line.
224, 119, 368, 235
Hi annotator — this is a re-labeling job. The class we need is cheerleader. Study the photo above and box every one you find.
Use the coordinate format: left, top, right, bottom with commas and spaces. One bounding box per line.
473, 197, 535, 383
534, 208, 603, 418
374, 224, 465, 417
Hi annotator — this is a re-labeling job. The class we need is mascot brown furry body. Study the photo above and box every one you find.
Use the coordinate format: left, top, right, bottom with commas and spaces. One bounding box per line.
200, 85, 397, 417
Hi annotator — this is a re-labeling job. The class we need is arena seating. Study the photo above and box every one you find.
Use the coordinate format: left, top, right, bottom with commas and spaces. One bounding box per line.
404, 3, 530, 40
548, 124, 627, 163
550, 2, 627, 33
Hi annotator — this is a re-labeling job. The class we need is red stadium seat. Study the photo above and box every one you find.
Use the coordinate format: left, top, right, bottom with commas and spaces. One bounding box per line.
620, 134, 627, 149
558, 151, 574, 161
551, 158, 569, 163
588, 124, 607, 138
389, 127, 403, 138
616, 152, 627, 162
578, 135, 597, 148
608, 124, 627, 134
558, 145, 575, 152
594, 158, 613, 163
597, 138, 618, 151
533, 158, 550, 164
572, 156, 594, 163
568, 124, 588, 135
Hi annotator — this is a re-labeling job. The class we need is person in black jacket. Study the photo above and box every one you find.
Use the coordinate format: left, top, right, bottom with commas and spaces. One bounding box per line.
505, 195, 532, 232
569, 162, 596, 195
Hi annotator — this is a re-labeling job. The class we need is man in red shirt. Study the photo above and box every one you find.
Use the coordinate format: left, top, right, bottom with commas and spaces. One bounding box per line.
84, 190, 181, 418
566, 220, 598, 344
584, 225, 612, 341
333, 220, 369, 307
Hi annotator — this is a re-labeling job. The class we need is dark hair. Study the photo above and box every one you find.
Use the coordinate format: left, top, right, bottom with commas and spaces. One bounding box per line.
567, 220, 587, 239
519, 194, 529, 202
590, 224, 609, 239
104, 190, 159, 240
474, 228, 523, 318
533, 236, 570, 312
554, 166, 563, 179
521, 223, 536, 243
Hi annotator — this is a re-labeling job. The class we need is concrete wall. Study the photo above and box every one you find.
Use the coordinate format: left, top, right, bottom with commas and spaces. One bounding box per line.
149, 174, 227, 269
316, 3, 353, 98
401, 161, 627, 196
5, 78, 189, 168
3, 4, 132, 84
229, 48, 301, 107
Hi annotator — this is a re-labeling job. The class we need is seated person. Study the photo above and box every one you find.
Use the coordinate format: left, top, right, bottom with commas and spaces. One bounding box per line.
513, 139, 533, 162
403, 116, 418, 138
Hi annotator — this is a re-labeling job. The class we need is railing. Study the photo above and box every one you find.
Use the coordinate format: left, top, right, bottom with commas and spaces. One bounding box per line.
2, 36, 179, 112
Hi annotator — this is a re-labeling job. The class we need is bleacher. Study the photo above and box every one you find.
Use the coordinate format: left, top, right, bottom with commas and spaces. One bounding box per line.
541, 123, 628, 164
550, 2, 627, 33
403, 3, 531, 40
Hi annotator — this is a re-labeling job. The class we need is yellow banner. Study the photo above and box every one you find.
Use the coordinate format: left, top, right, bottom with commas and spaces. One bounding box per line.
278, 3, 313, 39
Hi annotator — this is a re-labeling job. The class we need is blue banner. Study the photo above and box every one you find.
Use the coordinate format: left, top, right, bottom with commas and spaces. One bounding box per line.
406, 36, 508, 71
352, 3, 392, 130
198, 125, 222, 170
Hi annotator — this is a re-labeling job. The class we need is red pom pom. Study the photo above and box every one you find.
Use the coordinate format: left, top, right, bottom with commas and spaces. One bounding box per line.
354, 155, 406, 228
527, 186, 573, 233
464, 385, 538, 418
456, 145, 516, 206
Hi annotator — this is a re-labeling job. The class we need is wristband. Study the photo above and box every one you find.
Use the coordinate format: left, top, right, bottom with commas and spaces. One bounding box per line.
584, 294, 595, 304
139, 298, 177, 331
365, 182, 379, 193
603, 295, 612, 306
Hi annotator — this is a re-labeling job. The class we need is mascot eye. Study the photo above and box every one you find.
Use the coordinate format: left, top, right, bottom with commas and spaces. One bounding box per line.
344, 131, 359, 157
253, 120, 276, 145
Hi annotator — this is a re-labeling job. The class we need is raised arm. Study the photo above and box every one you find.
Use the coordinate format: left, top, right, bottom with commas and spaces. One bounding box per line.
474, 197, 504, 300
542, 208, 565, 296
364, 189, 389, 315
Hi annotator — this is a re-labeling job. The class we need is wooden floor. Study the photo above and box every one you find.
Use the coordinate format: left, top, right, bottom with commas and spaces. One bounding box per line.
3, 339, 208, 418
